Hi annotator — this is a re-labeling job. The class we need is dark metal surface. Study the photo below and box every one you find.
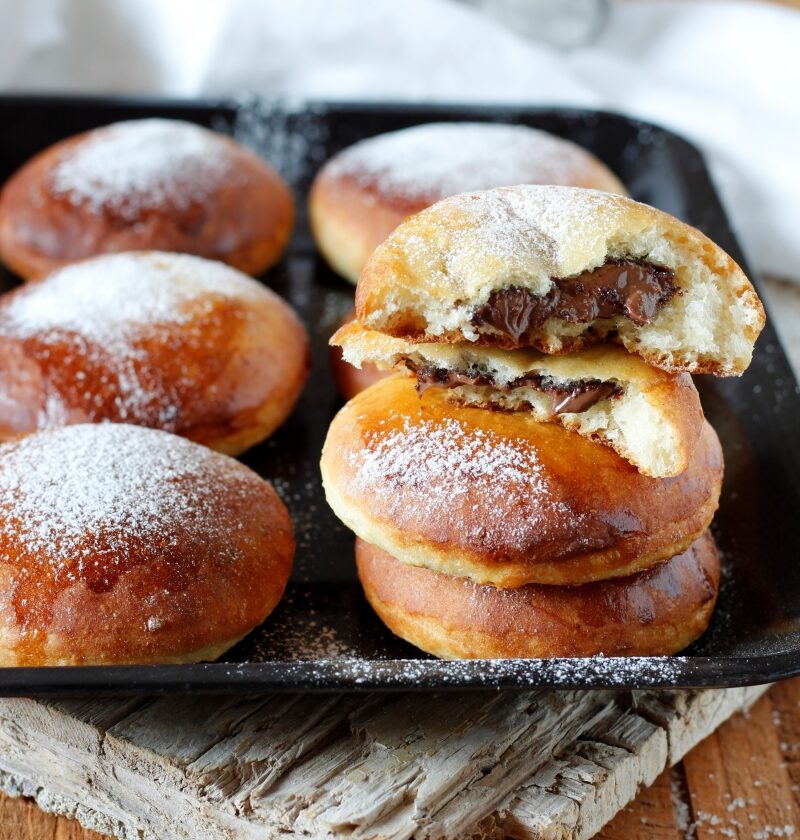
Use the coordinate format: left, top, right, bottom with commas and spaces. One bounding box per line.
0, 96, 797, 694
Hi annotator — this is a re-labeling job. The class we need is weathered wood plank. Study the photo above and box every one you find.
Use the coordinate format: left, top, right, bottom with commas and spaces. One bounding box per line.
0, 685, 770, 840
767, 677, 800, 796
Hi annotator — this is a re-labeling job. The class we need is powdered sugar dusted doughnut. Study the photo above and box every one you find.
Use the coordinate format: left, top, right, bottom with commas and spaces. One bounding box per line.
0, 252, 309, 454
0, 119, 294, 279
0, 423, 294, 665
356, 185, 765, 375
320, 375, 722, 588
357, 533, 719, 658
310, 122, 626, 283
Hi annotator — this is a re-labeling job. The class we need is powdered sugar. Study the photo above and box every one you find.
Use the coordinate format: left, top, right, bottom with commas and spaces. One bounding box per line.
243, 654, 689, 688
0, 423, 250, 563
0, 252, 266, 427
1, 252, 261, 343
350, 411, 587, 549
48, 119, 236, 218
326, 122, 613, 202
442, 184, 626, 272
358, 415, 543, 496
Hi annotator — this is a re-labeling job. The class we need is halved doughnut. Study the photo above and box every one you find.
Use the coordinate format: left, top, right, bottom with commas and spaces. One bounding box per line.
355, 186, 764, 375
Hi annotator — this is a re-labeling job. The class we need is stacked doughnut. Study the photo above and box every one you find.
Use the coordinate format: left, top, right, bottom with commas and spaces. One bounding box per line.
322, 185, 766, 659
0, 121, 305, 666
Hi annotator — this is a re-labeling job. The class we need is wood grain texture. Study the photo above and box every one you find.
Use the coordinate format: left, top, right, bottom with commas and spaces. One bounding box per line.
0, 685, 770, 839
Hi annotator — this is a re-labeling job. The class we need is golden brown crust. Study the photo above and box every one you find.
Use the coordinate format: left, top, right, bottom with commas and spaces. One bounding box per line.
356, 533, 719, 658
0, 423, 295, 666
310, 123, 627, 284
310, 175, 408, 285
0, 252, 310, 455
0, 120, 294, 280
321, 375, 723, 587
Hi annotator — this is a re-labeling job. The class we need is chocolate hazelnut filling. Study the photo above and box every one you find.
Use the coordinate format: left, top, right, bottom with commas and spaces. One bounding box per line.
471, 259, 676, 342
409, 362, 622, 415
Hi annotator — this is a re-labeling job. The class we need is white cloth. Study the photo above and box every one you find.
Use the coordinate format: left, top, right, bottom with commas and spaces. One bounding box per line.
1, 0, 798, 279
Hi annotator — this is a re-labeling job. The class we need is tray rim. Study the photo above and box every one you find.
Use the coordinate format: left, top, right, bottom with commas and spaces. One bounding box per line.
0, 93, 796, 694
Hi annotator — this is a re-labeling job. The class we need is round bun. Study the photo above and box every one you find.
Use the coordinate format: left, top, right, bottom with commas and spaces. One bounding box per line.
0, 423, 294, 666
0, 252, 309, 455
329, 309, 390, 400
0, 119, 294, 279
356, 533, 719, 658
310, 123, 627, 284
356, 185, 764, 375
321, 375, 723, 587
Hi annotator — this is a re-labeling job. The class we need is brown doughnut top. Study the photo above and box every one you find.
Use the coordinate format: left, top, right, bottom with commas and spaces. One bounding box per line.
321, 375, 723, 587
357, 533, 719, 658
0, 423, 294, 665
0, 252, 309, 455
0, 119, 294, 279
310, 122, 627, 284
321, 122, 626, 212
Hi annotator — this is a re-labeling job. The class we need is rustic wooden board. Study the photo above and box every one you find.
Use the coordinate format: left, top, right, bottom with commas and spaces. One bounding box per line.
0, 684, 771, 839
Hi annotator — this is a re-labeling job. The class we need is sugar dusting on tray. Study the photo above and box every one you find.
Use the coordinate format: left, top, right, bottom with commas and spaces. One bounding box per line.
231, 96, 330, 190
256, 653, 689, 688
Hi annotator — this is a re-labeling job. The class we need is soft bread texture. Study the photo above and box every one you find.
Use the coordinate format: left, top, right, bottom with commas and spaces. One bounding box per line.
329, 308, 390, 400
320, 375, 723, 587
0, 424, 294, 666
0, 252, 310, 455
356, 186, 765, 375
357, 534, 719, 658
332, 321, 703, 477
0, 119, 294, 279
310, 123, 626, 284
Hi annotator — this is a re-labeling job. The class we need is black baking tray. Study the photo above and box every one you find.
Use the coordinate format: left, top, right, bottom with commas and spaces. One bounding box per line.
0, 95, 798, 695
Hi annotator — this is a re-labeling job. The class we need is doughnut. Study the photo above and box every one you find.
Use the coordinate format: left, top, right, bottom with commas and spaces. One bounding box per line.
356, 533, 719, 659
320, 375, 723, 588
0, 251, 309, 455
310, 122, 627, 284
332, 322, 704, 477
329, 309, 388, 400
0, 119, 294, 279
356, 185, 765, 375
0, 423, 294, 665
